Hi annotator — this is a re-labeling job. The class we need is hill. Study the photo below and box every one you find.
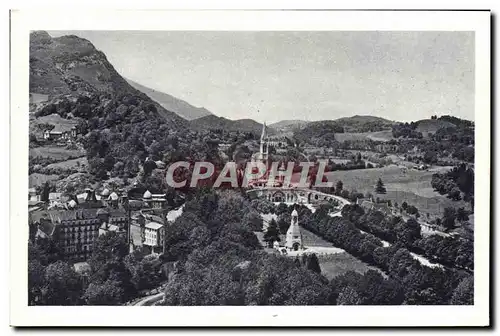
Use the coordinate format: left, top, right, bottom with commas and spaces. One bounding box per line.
415, 119, 457, 136
29, 30, 185, 125
269, 120, 309, 131
126, 79, 213, 120
293, 115, 395, 146
189, 115, 270, 135
293, 120, 344, 146
332, 115, 395, 132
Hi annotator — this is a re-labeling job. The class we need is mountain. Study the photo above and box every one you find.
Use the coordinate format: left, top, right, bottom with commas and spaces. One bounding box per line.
269, 120, 309, 132
29, 31, 201, 182
29, 31, 185, 126
126, 79, 213, 120
189, 115, 270, 135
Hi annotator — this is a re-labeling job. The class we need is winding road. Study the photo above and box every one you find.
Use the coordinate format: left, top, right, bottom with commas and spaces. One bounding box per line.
134, 292, 164, 306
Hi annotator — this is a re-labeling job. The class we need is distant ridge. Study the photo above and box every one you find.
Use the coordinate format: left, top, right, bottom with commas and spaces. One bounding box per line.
190, 115, 271, 135
269, 120, 309, 131
126, 79, 213, 121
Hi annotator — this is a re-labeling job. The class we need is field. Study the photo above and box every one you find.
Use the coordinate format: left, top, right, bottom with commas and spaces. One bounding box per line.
327, 165, 471, 218
335, 130, 394, 143
29, 114, 80, 137
45, 157, 88, 171
29, 146, 85, 161
301, 227, 336, 247
318, 253, 384, 280
29, 173, 59, 188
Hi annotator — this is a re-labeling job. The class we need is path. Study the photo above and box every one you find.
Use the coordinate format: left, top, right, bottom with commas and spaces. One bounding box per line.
359, 229, 443, 268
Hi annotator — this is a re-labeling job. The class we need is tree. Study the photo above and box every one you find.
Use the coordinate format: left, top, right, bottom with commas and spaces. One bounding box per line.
276, 203, 288, 216
356, 152, 362, 163
40, 181, 51, 202
456, 207, 470, 222
442, 207, 457, 231
83, 280, 125, 305
41, 261, 82, 305
242, 211, 263, 232
337, 286, 361, 305
89, 232, 129, 272
129, 256, 164, 291
263, 219, 280, 248
375, 178, 386, 194
423, 151, 438, 164
306, 253, 322, 274
336, 181, 343, 195
143, 159, 157, 177
448, 187, 462, 201
28, 260, 46, 305
396, 218, 422, 247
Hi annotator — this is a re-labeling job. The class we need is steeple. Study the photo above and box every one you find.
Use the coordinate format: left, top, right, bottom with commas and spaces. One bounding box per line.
260, 122, 267, 141
259, 121, 269, 164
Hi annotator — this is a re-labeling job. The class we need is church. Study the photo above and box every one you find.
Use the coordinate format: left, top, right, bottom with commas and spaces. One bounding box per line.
251, 122, 270, 164
249, 122, 289, 188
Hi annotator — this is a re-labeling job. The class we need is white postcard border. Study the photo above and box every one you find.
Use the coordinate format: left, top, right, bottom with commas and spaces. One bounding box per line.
10, 9, 490, 327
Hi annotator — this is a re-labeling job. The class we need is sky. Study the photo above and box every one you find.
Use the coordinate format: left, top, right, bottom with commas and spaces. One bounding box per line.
49, 31, 474, 123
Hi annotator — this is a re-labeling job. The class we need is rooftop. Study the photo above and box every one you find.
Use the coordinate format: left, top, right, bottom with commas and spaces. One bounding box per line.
145, 222, 163, 230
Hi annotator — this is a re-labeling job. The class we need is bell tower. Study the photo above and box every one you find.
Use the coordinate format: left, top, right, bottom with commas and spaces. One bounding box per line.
286, 209, 303, 251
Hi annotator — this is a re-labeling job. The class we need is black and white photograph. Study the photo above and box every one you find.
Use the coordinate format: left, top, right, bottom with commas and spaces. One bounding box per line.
9, 9, 490, 327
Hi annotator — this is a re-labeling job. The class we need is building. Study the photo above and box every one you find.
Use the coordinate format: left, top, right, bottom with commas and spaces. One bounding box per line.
29, 207, 129, 261
48, 192, 62, 207
43, 126, 77, 141
218, 143, 232, 152
285, 209, 303, 251
375, 143, 400, 153
28, 188, 41, 202
356, 198, 393, 215
143, 222, 164, 254
142, 190, 167, 209
267, 135, 288, 149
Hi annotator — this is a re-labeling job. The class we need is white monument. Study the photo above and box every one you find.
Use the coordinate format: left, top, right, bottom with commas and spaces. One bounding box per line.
286, 209, 303, 251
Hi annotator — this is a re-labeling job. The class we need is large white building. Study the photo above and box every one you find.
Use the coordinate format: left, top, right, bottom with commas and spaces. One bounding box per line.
143, 221, 164, 254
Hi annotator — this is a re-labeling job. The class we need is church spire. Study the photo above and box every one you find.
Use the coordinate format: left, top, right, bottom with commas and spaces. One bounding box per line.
260, 122, 267, 141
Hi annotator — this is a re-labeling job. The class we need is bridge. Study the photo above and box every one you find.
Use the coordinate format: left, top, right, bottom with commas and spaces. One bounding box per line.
246, 187, 351, 208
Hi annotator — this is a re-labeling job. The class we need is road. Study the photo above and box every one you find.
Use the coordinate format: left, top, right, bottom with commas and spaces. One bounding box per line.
134, 292, 164, 306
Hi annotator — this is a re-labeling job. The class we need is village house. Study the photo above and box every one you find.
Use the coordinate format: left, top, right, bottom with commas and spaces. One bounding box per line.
218, 143, 232, 152
43, 126, 77, 141
375, 143, 400, 153
143, 222, 164, 254
48, 192, 63, 208
356, 198, 395, 215
28, 188, 41, 202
